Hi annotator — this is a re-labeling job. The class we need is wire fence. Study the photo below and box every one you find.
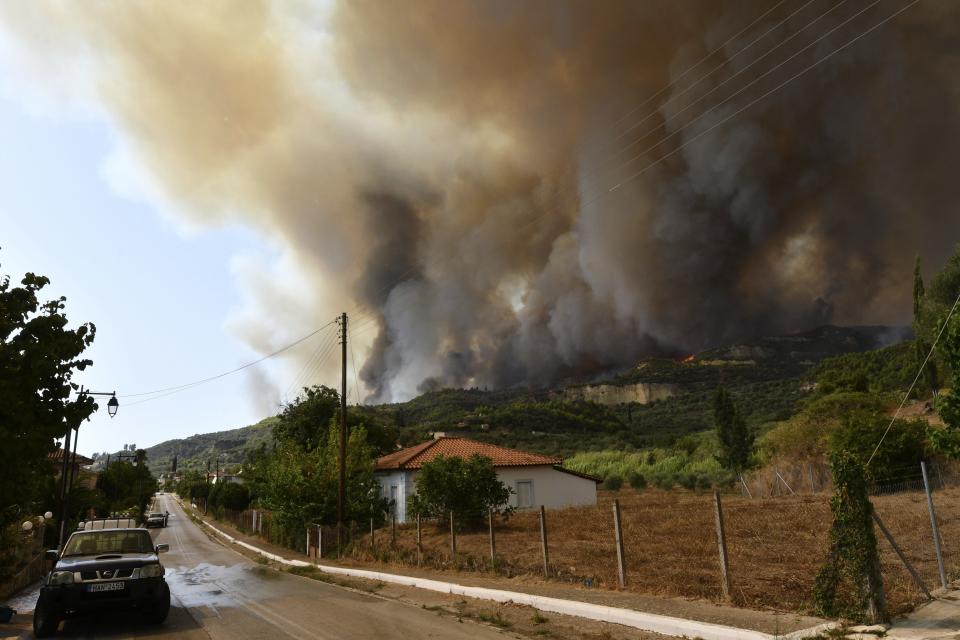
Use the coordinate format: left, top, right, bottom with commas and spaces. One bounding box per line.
206, 461, 960, 617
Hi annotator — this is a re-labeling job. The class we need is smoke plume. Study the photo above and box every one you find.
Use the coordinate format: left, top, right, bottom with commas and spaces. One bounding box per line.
3, 0, 960, 402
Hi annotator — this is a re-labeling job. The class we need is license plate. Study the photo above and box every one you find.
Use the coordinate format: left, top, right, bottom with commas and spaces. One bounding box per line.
87, 582, 125, 592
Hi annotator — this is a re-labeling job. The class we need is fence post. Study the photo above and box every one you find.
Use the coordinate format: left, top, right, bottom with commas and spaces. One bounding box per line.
488, 507, 496, 563
921, 461, 948, 590
370, 517, 375, 549
613, 498, 627, 587
808, 464, 816, 494
392, 512, 397, 548
872, 512, 931, 599
416, 512, 422, 566
539, 505, 550, 578
713, 491, 731, 600
306, 526, 311, 558
317, 524, 323, 560
449, 511, 456, 557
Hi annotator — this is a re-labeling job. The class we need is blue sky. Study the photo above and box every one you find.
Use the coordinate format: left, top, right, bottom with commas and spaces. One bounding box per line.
0, 90, 293, 457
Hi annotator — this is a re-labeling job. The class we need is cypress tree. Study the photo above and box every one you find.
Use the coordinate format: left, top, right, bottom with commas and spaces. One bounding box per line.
714, 387, 753, 471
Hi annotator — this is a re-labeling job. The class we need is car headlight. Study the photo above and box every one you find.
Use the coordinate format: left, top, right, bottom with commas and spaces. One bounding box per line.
138, 564, 164, 578
49, 571, 74, 585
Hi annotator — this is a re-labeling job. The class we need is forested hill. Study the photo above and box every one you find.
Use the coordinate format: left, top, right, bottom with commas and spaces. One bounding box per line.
103, 417, 278, 475
133, 324, 910, 472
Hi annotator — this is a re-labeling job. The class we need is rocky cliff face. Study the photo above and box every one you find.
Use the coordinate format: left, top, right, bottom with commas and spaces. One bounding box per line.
562, 382, 677, 406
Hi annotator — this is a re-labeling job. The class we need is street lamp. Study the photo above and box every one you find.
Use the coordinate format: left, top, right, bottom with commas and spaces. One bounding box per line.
58, 387, 120, 548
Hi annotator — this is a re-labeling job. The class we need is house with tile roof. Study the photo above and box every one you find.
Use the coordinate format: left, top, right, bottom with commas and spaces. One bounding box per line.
375, 436, 598, 523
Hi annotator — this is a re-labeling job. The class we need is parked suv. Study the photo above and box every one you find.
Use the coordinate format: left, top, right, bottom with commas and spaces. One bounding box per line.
33, 528, 170, 637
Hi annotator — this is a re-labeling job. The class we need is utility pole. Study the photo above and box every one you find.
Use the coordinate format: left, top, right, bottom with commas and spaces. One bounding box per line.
337, 312, 348, 552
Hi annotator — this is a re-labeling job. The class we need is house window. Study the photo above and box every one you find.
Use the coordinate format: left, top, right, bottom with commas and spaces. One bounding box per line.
516, 480, 534, 508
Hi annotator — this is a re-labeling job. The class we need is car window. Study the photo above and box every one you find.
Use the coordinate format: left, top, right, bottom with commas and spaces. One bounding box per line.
63, 530, 153, 556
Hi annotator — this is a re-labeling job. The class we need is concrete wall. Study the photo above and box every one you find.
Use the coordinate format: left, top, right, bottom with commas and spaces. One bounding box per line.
377, 465, 597, 523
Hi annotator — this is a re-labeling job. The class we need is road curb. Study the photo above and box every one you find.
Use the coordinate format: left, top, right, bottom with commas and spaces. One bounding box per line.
196, 516, 836, 640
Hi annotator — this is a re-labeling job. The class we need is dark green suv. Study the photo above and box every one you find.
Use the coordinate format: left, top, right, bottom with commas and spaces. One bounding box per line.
33, 528, 170, 637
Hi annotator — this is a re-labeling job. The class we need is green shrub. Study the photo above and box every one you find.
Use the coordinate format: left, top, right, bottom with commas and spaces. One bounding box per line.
627, 471, 647, 489
653, 473, 675, 490
603, 475, 624, 491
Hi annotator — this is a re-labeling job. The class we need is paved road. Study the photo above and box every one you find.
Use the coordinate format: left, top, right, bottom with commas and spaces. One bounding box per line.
42, 494, 510, 639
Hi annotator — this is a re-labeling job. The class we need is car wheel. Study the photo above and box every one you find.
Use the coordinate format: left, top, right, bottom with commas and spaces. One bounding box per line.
33, 593, 61, 638
147, 582, 170, 624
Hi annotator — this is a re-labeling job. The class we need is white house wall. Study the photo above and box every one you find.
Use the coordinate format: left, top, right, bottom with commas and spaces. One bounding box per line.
495, 466, 597, 511
376, 465, 596, 523
375, 470, 415, 523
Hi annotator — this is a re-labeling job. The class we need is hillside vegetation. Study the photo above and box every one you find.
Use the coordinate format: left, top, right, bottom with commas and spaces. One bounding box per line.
137, 324, 910, 478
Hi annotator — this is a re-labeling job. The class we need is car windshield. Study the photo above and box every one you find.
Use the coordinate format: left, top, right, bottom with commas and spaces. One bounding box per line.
149, 513, 163, 518
63, 530, 154, 557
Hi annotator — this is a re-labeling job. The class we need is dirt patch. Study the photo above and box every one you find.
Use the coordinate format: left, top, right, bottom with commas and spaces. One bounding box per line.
348, 488, 960, 618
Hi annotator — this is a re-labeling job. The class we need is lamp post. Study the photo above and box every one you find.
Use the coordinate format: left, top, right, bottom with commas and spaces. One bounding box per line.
58, 388, 119, 549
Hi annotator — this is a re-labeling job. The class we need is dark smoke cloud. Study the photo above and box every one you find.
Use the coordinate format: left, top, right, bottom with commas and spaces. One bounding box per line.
4, 0, 960, 402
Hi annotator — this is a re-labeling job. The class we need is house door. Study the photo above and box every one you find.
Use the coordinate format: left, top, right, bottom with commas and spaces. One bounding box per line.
390, 485, 399, 517
516, 480, 534, 509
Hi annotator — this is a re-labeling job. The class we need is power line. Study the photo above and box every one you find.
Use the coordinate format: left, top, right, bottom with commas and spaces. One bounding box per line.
288, 327, 342, 399
283, 325, 339, 400
120, 318, 337, 400
590, 0, 884, 200
604, 0, 849, 172
866, 289, 960, 467
610, 0, 790, 132
349, 335, 361, 405
611, 0, 817, 145
599, 0, 916, 197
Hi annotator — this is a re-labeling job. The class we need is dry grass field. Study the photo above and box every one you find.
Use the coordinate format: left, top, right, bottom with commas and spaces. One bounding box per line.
349, 487, 960, 617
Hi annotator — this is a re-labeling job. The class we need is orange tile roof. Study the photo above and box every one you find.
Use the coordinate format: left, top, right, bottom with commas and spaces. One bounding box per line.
48, 448, 94, 465
376, 437, 562, 470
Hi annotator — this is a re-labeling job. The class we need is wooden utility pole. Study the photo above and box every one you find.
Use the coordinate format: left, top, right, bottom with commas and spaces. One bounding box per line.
338, 313, 348, 554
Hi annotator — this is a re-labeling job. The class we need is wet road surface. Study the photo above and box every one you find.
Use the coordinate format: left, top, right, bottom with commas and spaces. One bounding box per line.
32, 494, 511, 639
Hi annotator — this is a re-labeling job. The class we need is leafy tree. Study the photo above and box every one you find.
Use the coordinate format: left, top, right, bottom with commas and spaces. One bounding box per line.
261, 422, 386, 538
913, 255, 925, 321
408, 454, 513, 526
99, 458, 158, 519
829, 412, 927, 480
913, 256, 940, 394
933, 313, 960, 457
713, 387, 753, 472
274, 385, 341, 451
0, 264, 98, 540
275, 385, 398, 457
209, 482, 250, 512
